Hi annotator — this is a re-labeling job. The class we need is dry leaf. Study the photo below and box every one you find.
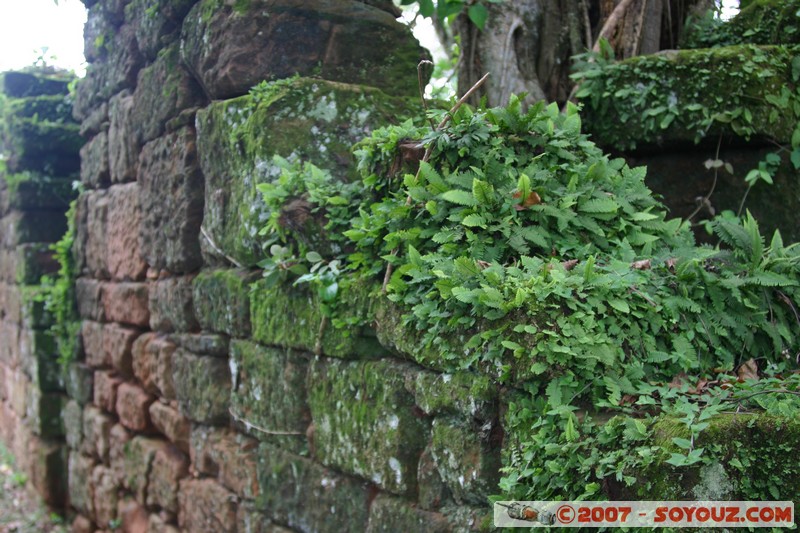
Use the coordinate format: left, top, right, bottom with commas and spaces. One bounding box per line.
632, 259, 651, 270
737, 358, 759, 382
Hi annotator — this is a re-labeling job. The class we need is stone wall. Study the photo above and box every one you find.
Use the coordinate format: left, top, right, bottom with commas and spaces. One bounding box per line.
0, 70, 80, 509
55, 1, 498, 532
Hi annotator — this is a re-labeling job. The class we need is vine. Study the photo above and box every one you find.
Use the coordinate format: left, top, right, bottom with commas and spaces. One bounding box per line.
256, 91, 800, 501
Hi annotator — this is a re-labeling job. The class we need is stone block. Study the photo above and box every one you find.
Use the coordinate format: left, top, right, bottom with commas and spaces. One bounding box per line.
237, 503, 290, 533
181, 0, 428, 99
417, 444, 449, 511
147, 444, 189, 513
82, 320, 108, 368
118, 498, 149, 533
80, 190, 110, 279
149, 275, 198, 332
13, 243, 59, 285
257, 443, 370, 533
170, 333, 228, 357
79, 100, 108, 138
109, 423, 132, 486
0, 322, 20, 367
123, 436, 166, 503
28, 435, 68, 508
65, 362, 95, 405
20, 288, 55, 329
406, 369, 497, 420
177, 479, 237, 533
195, 78, 420, 266
94, 370, 123, 413
149, 401, 190, 454
192, 269, 255, 337
0, 211, 67, 248
102, 322, 139, 377
189, 426, 259, 500
91, 465, 119, 527
19, 327, 63, 392
75, 278, 106, 321
149, 514, 180, 533
250, 280, 385, 358
26, 387, 67, 438
102, 282, 150, 327
80, 130, 110, 188
1, 174, 74, 212
68, 452, 97, 516
64, 400, 84, 450
108, 90, 139, 183
229, 341, 309, 451
116, 382, 155, 432
308, 359, 427, 495
366, 494, 450, 533
106, 183, 147, 281
0, 283, 22, 326
71, 515, 93, 533
0, 71, 70, 98
8, 369, 28, 417
130, 43, 205, 145
172, 349, 230, 425
125, 0, 196, 61
430, 416, 501, 506
82, 405, 114, 463
132, 333, 177, 399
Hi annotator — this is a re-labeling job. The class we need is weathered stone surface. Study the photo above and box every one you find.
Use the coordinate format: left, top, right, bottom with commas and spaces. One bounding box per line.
138, 128, 204, 273
68, 451, 97, 516
106, 183, 148, 281
80, 130, 110, 188
1, 174, 74, 212
109, 423, 132, 486
309, 359, 428, 495
118, 498, 149, 533
149, 401, 190, 453
19, 327, 62, 392
0, 283, 22, 326
192, 269, 255, 336
417, 444, 449, 511
79, 190, 109, 279
25, 387, 67, 438
28, 436, 68, 507
82, 320, 108, 368
13, 244, 59, 286
94, 370, 123, 413
0, 71, 70, 98
75, 278, 106, 321
82, 405, 114, 463
195, 77, 419, 266
189, 426, 259, 499
130, 43, 205, 144
65, 362, 95, 405
123, 436, 165, 503
125, 0, 196, 60
1, 118, 82, 175
230, 341, 309, 450
178, 478, 238, 533
406, 370, 497, 420
430, 416, 501, 506
0, 322, 21, 368
64, 400, 84, 450
70, 515, 93, 533
149, 513, 180, 533
250, 280, 385, 359
149, 275, 199, 332
132, 333, 177, 399
172, 349, 230, 425
102, 282, 150, 327
102, 322, 139, 377
237, 503, 291, 533
171, 333, 228, 357
182, 0, 428, 99
366, 494, 450, 533
257, 443, 370, 533
91, 465, 119, 526
116, 382, 155, 431
20, 289, 54, 329
8, 370, 28, 417
79, 100, 108, 138
108, 90, 138, 183
147, 444, 189, 513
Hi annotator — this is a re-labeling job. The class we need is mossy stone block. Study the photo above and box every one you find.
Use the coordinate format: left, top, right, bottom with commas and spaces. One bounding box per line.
406, 369, 497, 420
0, 71, 71, 98
26, 388, 67, 438
229, 340, 309, 451
308, 359, 428, 495
1, 173, 75, 211
256, 442, 370, 533
192, 269, 257, 337
430, 416, 501, 506
172, 349, 231, 425
195, 77, 420, 267
366, 494, 450, 533
250, 278, 385, 359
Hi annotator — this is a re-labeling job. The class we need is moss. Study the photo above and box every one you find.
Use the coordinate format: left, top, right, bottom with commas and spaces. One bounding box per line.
579, 45, 798, 150
192, 269, 257, 337
249, 277, 386, 358
406, 369, 496, 419
627, 414, 800, 504
684, 0, 800, 48
195, 77, 420, 267
307, 358, 428, 495
1, 173, 75, 211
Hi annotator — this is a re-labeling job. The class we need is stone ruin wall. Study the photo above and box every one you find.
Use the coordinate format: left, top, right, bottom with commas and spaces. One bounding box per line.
0, 1, 505, 532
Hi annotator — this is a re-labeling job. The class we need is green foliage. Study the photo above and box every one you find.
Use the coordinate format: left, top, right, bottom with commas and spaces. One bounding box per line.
257, 96, 800, 501
40, 189, 81, 367
397, 0, 502, 30
682, 0, 800, 49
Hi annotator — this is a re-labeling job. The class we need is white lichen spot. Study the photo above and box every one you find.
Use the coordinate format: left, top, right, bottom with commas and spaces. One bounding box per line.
389, 457, 402, 486
387, 414, 399, 430
229, 357, 239, 389
320, 477, 337, 489
311, 95, 338, 122
442, 374, 452, 383
458, 474, 465, 487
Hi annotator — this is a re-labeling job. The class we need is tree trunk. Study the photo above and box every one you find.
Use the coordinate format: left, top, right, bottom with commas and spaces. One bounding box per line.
454, 0, 710, 106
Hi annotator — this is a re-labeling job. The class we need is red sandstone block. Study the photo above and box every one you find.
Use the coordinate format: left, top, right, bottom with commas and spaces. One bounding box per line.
9, 370, 29, 418
81, 405, 113, 463
116, 382, 154, 432
0, 321, 21, 367
148, 514, 180, 533
123, 437, 166, 504
82, 321, 108, 368
102, 282, 150, 328
91, 465, 119, 527
102, 323, 139, 377
94, 370, 123, 414
177, 478, 237, 533
149, 401, 190, 454
117, 498, 148, 533
188, 426, 258, 499
0, 362, 7, 400
71, 515, 94, 533
109, 424, 131, 486
106, 183, 147, 282
147, 444, 189, 513
0, 283, 22, 325
132, 333, 177, 399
